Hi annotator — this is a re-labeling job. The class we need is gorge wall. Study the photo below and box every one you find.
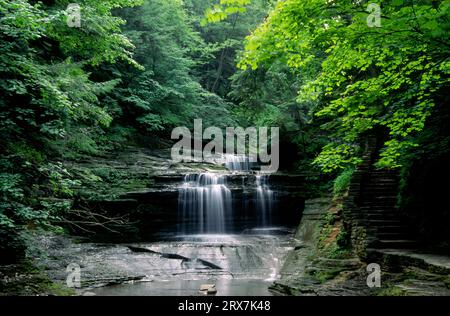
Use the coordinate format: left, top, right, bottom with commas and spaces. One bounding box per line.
63, 146, 307, 241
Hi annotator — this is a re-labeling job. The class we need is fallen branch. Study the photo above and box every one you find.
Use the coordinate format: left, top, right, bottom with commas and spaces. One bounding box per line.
57, 205, 132, 234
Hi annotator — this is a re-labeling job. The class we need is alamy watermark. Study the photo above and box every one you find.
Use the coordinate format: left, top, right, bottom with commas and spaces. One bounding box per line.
171, 119, 280, 173
367, 3, 381, 28
366, 263, 381, 288
66, 263, 81, 288
66, 4, 81, 28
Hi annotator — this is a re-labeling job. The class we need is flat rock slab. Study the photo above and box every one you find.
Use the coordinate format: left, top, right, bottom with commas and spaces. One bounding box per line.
30, 232, 294, 295
395, 279, 450, 296
370, 249, 450, 274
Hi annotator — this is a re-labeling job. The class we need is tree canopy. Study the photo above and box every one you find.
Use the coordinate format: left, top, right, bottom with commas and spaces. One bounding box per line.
230, 0, 449, 172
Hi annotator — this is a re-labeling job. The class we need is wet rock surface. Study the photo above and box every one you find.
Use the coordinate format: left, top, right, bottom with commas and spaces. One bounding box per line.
31, 231, 295, 296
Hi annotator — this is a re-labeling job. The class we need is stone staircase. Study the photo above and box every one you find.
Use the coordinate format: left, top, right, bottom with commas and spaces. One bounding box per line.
360, 169, 417, 249
345, 140, 417, 251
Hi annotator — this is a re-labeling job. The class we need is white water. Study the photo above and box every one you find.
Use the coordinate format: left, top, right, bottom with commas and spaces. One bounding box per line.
256, 175, 274, 227
224, 154, 251, 172
178, 156, 276, 235
178, 173, 231, 234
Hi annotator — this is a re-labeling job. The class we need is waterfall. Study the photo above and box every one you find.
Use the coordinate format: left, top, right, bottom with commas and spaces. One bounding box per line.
256, 175, 274, 227
224, 154, 250, 172
178, 173, 231, 234
178, 156, 277, 235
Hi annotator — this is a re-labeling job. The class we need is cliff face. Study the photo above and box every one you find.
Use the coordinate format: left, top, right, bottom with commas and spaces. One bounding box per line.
271, 165, 450, 296
270, 197, 370, 296
59, 146, 307, 241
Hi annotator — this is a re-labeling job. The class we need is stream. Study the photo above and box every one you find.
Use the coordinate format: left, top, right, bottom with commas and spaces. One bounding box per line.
90, 232, 294, 296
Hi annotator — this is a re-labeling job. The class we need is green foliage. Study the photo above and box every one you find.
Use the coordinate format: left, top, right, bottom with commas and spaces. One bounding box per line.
0, 173, 31, 229
309, 268, 342, 284
92, 167, 124, 183
66, 129, 101, 156
336, 227, 351, 250
376, 286, 408, 296
203, 0, 253, 25
238, 0, 450, 172
0, 0, 139, 143
38, 163, 80, 197
333, 169, 354, 196
322, 211, 336, 227
0, 257, 76, 294
114, 0, 237, 132
10, 143, 45, 166
0, 0, 141, 261
48, 0, 144, 67
190, 0, 272, 98
317, 208, 352, 260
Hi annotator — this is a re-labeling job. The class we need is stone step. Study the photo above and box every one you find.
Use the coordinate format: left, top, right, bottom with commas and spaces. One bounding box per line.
366, 179, 398, 183
360, 187, 399, 192
359, 220, 404, 227
367, 220, 403, 226
375, 232, 412, 239
371, 196, 398, 200
364, 177, 397, 181
361, 199, 397, 203
364, 208, 399, 213
368, 178, 398, 181
364, 202, 397, 207
375, 239, 418, 249
363, 181, 398, 185
360, 190, 398, 195
367, 216, 404, 223
372, 225, 409, 233
368, 173, 398, 177
349, 165, 407, 247
361, 195, 398, 200
365, 184, 398, 188
361, 200, 397, 205
370, 170, 398, 175
364, 190, 397, 195
360, 199, 398, 204
364, 207, 399, 211
361, 207, 401, 216
361, 208, 399, 212
367, 214, 403, 221
360, 203, 397, 207
363, 178, 398, 183
361, 196, 397, 201
368, 175, 398, 180
367, 249, 450, 275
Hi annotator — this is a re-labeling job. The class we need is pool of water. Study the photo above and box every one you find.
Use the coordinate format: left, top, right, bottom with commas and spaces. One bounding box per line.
92, 279, 274, 296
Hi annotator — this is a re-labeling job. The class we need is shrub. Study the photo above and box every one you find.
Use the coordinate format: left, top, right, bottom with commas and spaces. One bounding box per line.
333, 168, 354, 196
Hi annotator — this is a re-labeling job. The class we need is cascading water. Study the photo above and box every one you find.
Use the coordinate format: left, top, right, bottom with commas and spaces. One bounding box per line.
178, 156, 277, 235
224, 154, 250, 172
178, 173, 231, 234
256, 175, 274, 227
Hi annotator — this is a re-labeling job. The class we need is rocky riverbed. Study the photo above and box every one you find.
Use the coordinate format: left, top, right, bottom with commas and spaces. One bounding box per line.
29, 229, 295, 296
